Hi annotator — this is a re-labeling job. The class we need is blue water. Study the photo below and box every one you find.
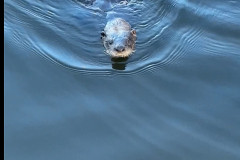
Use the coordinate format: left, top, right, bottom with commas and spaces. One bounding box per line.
4, 0, 240, 159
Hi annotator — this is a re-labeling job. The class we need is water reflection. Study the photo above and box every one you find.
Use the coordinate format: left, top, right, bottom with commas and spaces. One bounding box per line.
111, 57, 129, 70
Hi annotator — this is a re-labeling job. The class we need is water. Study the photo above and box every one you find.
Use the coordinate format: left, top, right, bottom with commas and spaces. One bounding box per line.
4, 0, 240, 159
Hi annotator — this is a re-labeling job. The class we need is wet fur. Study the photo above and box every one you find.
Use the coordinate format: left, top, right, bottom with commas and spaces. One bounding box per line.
101, 18, 136, 57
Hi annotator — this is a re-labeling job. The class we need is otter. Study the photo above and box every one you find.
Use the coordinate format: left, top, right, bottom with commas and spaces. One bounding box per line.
101, 18, 137, 58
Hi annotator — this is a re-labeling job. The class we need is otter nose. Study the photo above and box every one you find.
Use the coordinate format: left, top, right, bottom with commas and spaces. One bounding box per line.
115, 46, 125, 52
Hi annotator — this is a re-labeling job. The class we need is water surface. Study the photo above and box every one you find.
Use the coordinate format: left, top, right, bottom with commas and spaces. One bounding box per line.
4, 0, 240, 159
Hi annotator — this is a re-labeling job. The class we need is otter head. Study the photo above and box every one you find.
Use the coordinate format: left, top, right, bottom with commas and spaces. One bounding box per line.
101, 18, 137, 58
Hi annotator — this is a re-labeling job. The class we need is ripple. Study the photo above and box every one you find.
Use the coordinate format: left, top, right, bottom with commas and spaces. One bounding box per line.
4, 0, 240, 75
201, 33, 240, 57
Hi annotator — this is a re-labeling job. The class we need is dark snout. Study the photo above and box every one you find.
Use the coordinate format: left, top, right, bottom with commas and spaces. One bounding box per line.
114, 45, 125, 52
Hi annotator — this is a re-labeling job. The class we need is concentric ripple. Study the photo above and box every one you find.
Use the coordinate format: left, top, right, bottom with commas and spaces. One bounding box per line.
4, 0, 240, 74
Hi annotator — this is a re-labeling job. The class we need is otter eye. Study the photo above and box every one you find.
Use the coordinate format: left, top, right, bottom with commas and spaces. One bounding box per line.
108, 40, 113, 45
101, 31, 106, 37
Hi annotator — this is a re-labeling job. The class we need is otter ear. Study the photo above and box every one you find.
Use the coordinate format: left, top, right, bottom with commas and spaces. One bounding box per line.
131, 29, 136, 36
101, 31, 106, 39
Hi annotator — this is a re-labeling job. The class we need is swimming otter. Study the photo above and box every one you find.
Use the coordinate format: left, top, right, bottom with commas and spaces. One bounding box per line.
101, 18, 136, 58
